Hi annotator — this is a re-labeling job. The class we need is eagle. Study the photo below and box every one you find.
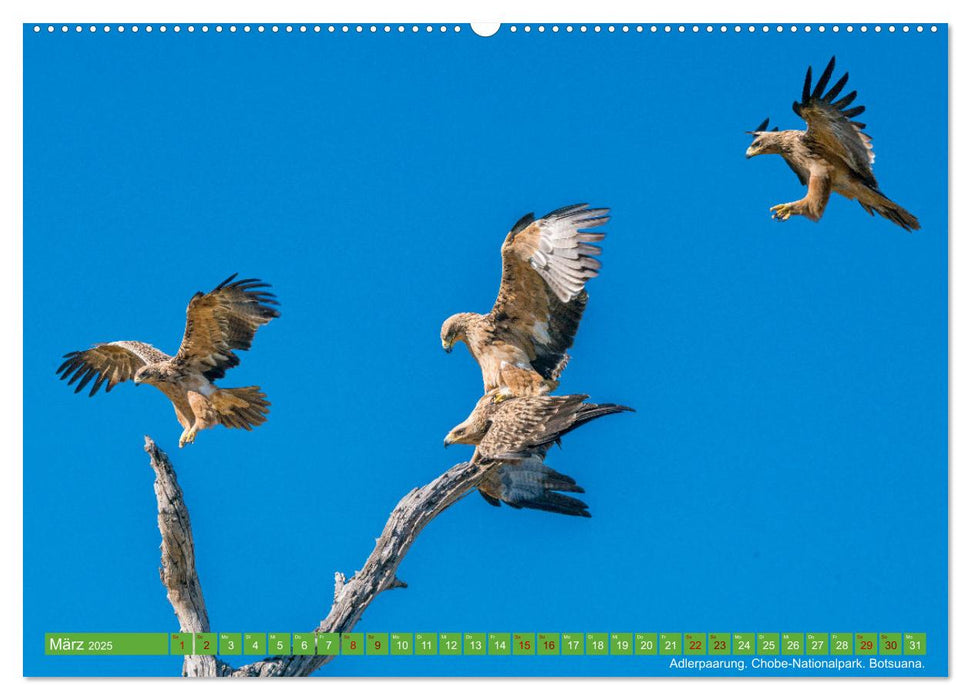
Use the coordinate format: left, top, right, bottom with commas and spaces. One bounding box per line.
57, 274, 279, 448
745, 56, 920, 231
441, 203, 609, 398
444, 392, 633, 516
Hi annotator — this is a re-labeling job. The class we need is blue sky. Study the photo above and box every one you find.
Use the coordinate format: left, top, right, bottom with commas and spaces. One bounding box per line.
23, 24, 946, 677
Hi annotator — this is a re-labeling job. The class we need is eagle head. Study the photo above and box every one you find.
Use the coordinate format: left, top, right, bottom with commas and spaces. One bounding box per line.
745, 118, 782, 158
442, 425, 467, 447
440, 313, 477, 353
134, 365, 163, 386
444, 392, 499, 447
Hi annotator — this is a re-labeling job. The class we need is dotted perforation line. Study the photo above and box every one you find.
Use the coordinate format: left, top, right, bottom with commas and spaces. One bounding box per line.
32, 23, 939, 35
507, 24, 936, 34
31, 24, 467, 34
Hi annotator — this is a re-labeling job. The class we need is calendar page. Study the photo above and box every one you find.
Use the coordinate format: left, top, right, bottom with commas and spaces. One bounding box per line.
23, 20, 947, 678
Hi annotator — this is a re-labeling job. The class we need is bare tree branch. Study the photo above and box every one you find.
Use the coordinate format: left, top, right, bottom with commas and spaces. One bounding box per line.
146, 435, 485, 677
146, 436, 221, 677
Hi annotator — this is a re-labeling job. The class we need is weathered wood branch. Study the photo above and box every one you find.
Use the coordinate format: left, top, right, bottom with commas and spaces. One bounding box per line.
145, 435, 486, 677
146, 436, 222, 677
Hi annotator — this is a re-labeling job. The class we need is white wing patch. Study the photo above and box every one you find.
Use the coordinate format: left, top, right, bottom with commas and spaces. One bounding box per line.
528, 204, 609, 303
531, 321, 551, 345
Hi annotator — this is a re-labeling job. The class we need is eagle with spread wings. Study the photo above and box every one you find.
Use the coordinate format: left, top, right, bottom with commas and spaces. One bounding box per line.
444, 393, 633, 516
745, 57, 919, 231
441, 204, 609, 397
57, 274, 279, 448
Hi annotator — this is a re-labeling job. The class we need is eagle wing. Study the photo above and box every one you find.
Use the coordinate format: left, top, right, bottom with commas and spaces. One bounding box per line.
476, 395, 585, 460
477, 453, 591, 517
477, 394, 632, 461
173, 274, 279, 380
57, 341, 170, 396
793, 56, 877, 187
490, 204, 608, 380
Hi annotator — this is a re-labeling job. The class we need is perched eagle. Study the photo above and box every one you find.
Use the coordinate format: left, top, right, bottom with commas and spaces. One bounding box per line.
745, 56, 920, 231
477, 457, 592, 518
441, 203, 609, 397
57, 274, 279, 448
444, 392, 633, 516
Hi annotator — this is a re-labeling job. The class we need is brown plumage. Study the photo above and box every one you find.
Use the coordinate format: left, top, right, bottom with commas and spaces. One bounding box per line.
57, 274, 279, 447
444, 392, 633, 516
477, 457, 591, 518
746, 57, 920, 231
441, 204, 608, 396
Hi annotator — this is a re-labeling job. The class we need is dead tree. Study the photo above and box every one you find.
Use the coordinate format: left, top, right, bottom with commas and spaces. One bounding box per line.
146, 435, 486, 677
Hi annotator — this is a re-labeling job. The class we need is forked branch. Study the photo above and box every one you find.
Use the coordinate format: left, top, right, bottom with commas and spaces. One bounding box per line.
145, 435, 485, 677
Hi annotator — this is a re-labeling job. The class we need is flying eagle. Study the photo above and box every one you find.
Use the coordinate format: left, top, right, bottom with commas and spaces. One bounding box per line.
444, 392, 633, 516
745, 57, 920, 230
441, 204, 609, 397
57, 274, 279, 448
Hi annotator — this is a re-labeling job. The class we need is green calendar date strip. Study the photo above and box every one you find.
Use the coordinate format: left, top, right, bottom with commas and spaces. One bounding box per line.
45, 632, 928, 657
46, 633, 169, 656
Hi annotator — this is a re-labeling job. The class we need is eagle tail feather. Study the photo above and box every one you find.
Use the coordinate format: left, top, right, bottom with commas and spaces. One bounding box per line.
212, 386, 270, 430
515, 492, 591, 517
530, 399, 635, 451
858, 187, 921, 231
479, 459, 591, 517
569, 402, 636, 431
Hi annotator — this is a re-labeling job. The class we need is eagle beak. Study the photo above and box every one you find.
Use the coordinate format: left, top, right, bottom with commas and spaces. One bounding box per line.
442, 340, 453, 353
745, 146, 756, 159
443, 427, 461, 447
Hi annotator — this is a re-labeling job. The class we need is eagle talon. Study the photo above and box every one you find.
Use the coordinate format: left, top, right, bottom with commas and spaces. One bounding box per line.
178, 428, 197, 448
770, 203, 794, 221
492, 390, 511, 404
